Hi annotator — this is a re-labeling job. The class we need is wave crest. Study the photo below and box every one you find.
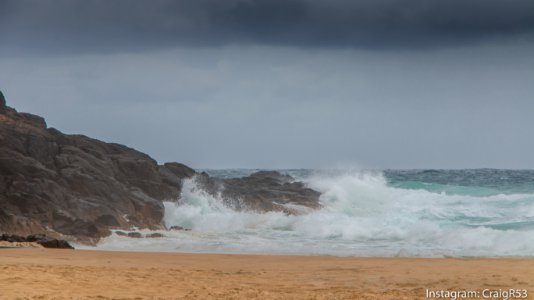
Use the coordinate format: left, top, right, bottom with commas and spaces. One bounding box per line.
90, 171, 534, 257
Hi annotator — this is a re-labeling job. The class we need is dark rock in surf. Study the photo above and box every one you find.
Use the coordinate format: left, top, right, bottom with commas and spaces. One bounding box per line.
169, 226, 191, 231
1, 233, 74, 249
146, 233, 165, 238
1, 233, 26, 243
25, 234, 49, 242
127, 232, 143, 238
36, 237, 74, 249
195, 171, 322, 214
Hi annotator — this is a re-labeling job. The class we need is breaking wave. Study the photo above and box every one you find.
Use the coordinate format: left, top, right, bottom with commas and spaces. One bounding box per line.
90, 170, 534, 257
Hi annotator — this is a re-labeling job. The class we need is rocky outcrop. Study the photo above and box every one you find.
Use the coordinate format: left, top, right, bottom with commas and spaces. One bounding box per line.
169, 225, 191, 231
114, 231, 164, 238
1, 234, 74, 249
146, 232, 165, 238
0, 91, 322, 244
0, 92, 195, 243
195, 171, 322, 214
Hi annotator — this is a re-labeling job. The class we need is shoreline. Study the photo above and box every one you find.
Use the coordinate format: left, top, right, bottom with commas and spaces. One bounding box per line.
1, 248, 533, 299
74, 245, 534, 260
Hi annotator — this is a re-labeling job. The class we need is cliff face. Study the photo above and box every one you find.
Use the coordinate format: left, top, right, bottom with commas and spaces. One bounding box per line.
0, 93, 323, 244
0, 96, 194, 243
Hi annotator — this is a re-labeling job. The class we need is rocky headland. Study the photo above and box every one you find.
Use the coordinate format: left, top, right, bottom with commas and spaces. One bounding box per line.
0, 91, 321, 244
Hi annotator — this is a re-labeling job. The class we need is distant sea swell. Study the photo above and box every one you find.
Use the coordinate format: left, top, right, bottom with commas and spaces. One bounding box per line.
87, 169, 534, 257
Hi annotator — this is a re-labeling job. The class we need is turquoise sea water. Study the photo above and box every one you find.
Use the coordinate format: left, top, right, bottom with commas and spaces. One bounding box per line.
89, 169, 534, 257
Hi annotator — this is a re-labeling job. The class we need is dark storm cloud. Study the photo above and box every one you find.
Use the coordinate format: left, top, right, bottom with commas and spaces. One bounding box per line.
1, 0, 534, 53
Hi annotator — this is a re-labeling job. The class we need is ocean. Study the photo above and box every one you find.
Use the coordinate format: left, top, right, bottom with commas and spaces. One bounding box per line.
84, 169, 534, 257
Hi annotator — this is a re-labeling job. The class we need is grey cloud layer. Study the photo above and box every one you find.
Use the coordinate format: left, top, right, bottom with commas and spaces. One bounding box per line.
1, 0, 534, 54
3, 44, 534, 168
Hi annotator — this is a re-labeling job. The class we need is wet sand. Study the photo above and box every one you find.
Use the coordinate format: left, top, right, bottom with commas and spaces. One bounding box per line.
0, 248, 533, 299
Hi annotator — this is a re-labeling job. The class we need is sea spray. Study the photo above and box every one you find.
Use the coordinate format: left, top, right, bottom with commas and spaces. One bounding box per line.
87, 169, 534, 257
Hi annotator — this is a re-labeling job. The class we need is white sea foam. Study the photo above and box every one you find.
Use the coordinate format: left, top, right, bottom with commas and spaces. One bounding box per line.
87, 171, 534, 257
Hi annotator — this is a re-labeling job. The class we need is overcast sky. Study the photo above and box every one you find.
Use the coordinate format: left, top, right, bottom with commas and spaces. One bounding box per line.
1, 0, 534, 169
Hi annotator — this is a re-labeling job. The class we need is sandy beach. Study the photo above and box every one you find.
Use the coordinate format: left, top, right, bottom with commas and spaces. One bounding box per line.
0, 249, 532, 299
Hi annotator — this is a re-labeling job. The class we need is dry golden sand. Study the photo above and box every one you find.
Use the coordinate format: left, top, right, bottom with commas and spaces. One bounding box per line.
0, 248, 533, 300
